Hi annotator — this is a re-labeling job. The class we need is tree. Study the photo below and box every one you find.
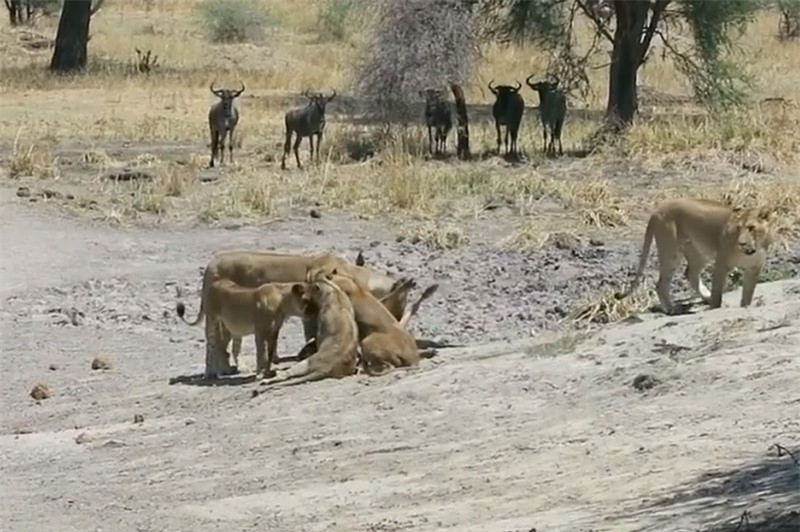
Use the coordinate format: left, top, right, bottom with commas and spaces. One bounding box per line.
479, 0, 763, 130
353, 0, 480, 124
49, 0, 104, 73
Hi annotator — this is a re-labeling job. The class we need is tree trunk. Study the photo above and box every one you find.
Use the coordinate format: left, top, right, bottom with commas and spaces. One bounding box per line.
603, 0, 669, 129
6, 0, 22, 26
49, 0, 92, 73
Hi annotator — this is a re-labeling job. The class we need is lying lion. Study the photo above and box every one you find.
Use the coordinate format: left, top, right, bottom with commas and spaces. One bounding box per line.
177, 279, 309, 377
323, 271, 439, 376
617, 198, 776, 315
252, 276, 360, 393
180, 250, 399, 380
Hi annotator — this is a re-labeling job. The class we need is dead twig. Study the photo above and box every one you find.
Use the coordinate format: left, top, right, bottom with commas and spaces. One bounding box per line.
773, 443, 799, 466
733, 509, 751, 532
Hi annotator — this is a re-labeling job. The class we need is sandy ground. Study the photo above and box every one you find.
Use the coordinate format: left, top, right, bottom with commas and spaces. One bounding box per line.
1, 186, 799, 532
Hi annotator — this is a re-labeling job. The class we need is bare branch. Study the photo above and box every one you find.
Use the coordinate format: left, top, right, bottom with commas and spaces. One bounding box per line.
638, 0, 670, 64
575, 0, 613, 42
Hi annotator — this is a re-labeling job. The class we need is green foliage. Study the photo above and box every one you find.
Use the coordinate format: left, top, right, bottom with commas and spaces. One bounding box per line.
679, 0, 763, 108
195, 0, 271, 43
317, 0, 359, 41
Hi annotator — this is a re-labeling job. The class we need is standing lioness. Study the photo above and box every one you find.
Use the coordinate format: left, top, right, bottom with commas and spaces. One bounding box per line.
177, 280, 308, 377
617, 198, 776, 315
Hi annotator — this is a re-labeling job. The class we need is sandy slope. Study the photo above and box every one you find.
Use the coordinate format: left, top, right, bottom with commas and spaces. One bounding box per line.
1, 190, 798, 532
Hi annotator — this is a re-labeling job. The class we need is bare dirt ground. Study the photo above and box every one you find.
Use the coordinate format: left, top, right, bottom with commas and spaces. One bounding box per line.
2, 183, 799, 532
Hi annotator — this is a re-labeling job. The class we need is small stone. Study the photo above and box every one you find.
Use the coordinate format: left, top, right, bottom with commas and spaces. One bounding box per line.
75, 432, 92, 444
30, 382, 51, 401
632, 374, 660, 391
309, 209, 321, 219
133, 413, 144, 424
16, 186, 31, 198
48, 364, 58, 371
91, 355, 112, 371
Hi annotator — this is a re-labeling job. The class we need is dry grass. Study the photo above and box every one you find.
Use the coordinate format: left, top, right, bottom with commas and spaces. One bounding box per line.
401, 222, 470, 251
567, 288, 656, 327
0, 1, 799, 236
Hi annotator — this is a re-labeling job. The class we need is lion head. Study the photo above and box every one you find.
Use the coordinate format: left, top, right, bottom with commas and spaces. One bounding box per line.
732, 206, 775, 255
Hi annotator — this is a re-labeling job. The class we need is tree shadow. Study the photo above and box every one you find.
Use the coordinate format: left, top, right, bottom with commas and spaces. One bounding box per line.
625, 445, 799, 531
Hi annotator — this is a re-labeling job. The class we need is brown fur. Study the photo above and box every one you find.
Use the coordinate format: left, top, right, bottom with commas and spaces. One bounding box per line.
177, 279, 309, 377
323, 272, 439, 376
178, 250, 398, 379
617, 198, 776, 314
252, 277, 359, 392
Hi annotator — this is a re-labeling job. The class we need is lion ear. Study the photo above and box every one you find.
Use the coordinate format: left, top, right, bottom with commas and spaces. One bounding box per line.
291, 283, 305, 295
757, 206, 773, 221
330, 268, 338, 275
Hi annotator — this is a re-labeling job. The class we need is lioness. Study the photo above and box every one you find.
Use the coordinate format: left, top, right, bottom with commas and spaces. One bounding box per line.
252, 276, 360, 392
177, 279, 309, 377
616, 198, 776, 315
322, 272, 439, 376
182, 250, 399, 379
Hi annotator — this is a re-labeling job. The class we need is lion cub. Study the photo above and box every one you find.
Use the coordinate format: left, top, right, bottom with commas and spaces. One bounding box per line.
323, 272, 439, 376
253, 276, 360, 392
177, 279, 308, 377
617, 198, 776, 315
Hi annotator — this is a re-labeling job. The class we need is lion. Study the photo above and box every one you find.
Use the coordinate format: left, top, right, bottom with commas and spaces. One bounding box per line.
320, 271, 440, 376
179, 250, 400, 379
252, 276, 360, 393
177, 279, 309, 377
616, 198, 776, 315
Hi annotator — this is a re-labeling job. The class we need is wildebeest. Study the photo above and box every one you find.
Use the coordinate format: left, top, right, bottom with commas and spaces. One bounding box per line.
526, 74, 567, 157
208, 81, 245, 168
281, 89, 336, 170
488, 80, 524, 157
419, 88, 452, 156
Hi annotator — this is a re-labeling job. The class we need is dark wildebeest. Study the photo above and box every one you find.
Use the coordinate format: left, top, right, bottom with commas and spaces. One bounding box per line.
419, 88, 452, 156
208, 81, 245, 168
526, 74, 567, 157
488, 80, 524, 157
281, 89, 336, 170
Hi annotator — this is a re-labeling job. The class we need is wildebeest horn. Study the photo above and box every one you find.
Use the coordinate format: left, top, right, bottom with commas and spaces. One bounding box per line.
210, 81, 223, 96
327, 88, 336, 101
511, 80, 521, 92
232, 82, 245, 97
487, 79, 498, 95
525, 74, 537, 87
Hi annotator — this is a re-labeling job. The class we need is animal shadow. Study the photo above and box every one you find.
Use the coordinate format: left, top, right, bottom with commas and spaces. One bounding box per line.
168, 371, 258, 387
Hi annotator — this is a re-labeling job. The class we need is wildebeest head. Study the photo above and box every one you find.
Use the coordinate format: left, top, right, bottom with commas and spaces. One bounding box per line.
210, 81, 245, 118
303, 89, 336, 115
419, 88, 447, 106
488, 79, 522, 98
525, 74, 560, 95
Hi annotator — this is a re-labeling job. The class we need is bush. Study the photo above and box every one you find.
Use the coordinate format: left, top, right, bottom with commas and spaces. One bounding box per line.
317, 0, 358, 41
195, 0, 270, 43
353, 0, 479, 122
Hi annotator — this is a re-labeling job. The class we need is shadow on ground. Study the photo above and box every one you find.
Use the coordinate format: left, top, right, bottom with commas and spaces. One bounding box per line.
631, 444, 800, 531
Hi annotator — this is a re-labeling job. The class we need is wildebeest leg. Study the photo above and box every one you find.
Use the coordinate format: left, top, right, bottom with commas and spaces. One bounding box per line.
555, 118, 564, 156
428, 125, 434, 155
316, 132, 323, 162
293, 134, 303, 168
504, 126, 510, 155
281, 129, 292, 170
228, 127, 235, 164
495, 122, 501, 154
209, 130, 218, 168
308, 134, 314, 165
541, 125, 548, 154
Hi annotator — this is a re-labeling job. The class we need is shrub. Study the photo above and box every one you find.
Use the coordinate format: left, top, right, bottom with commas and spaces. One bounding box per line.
195, 0, 270, 43
317, 0, 358, 41
353, 0, 479, 123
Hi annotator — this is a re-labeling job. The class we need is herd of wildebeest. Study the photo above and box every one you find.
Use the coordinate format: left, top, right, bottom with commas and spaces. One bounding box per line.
206, 74, 568, 169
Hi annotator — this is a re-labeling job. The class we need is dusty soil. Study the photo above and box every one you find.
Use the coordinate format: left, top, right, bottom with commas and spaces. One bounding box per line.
2, 185, 799, 532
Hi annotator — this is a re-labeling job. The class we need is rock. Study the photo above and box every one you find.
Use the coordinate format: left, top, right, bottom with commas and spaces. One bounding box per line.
309, 209, 321, 219
133, 414, 144, 424
91, 355, 112, 371
75, 432, 92, 445
30, 382, 51, 401
632, 374, 660, 392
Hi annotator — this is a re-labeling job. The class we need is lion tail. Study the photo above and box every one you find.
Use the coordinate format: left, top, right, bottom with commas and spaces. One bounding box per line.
176, 300, 204, 326
399, 283, 440, 329
616, 216, 656, 300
